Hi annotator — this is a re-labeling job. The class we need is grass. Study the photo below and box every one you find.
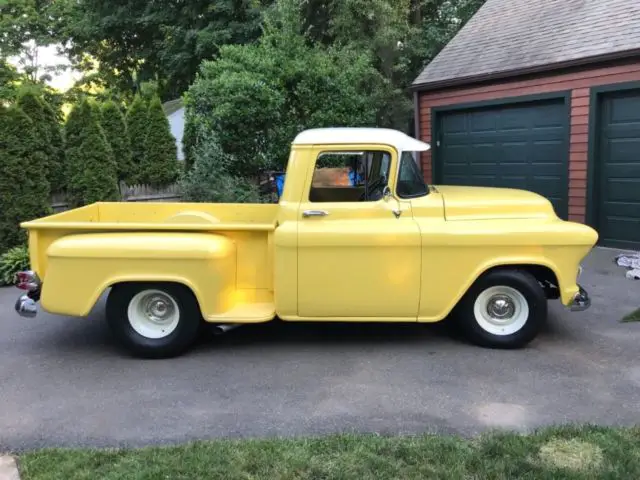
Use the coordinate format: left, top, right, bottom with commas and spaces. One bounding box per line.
622, 308, 640, 323
18, 425, 640, 480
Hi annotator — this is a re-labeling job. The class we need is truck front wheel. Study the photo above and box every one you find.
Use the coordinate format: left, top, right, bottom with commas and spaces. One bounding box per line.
454, 270, 547, 349
106, 283, 201, 358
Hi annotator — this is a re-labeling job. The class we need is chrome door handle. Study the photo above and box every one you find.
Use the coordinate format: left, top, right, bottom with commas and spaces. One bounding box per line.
302, 210, 329, 218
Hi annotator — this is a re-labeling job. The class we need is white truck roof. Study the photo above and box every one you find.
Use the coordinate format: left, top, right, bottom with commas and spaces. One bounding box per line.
292, 128, 431, 152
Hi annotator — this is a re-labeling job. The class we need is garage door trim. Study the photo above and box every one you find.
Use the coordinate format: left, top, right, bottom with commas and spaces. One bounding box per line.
430, 91, 572, 216
586, 81, 640, 242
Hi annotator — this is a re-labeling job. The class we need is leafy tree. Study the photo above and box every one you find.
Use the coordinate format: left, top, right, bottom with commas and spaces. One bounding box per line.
17, 90, 66, 191
0, 0, 68, 84
184, 0, 386, 177
101, 100, 134, 184
126, 96, 148, 184
180, 131, 262, 203
0, 105, 50, 252
0, 61, 22, 102
298, 0, 487, 131
56, 0, 273, 100
140, 97, 179, 186
66, 101, 119, 206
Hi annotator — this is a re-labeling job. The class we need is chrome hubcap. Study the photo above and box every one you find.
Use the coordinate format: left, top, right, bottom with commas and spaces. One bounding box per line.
144, 294, 174, 324
486, 294, 515, 321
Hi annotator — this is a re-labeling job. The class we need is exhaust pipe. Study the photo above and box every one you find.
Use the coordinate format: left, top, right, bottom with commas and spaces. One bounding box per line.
211, 324, 242, 335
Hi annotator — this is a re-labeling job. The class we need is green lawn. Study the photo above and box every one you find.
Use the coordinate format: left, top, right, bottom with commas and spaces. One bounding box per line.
18, 426, 640, 480
622, 308, 640, 323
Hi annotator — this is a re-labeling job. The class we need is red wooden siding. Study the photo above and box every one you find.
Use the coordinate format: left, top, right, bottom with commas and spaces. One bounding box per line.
418, 60, 640, 222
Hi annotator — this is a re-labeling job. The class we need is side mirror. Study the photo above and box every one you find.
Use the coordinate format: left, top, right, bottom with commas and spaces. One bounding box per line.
382, 185, 392, 202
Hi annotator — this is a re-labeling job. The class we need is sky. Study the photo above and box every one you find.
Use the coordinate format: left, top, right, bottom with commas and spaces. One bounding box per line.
9, 43, 81, 92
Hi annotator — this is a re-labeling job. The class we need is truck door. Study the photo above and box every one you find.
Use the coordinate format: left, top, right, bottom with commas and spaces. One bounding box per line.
297, 146, 421, 319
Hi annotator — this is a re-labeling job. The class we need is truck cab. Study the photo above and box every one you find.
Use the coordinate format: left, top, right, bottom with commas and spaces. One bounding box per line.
15, 128, 598, 358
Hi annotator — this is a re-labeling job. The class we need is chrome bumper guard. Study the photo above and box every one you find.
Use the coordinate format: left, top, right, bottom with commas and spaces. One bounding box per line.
569, 285, 591, 312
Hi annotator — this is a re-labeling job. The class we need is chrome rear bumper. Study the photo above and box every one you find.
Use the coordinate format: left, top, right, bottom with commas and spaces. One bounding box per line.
14, 270, 41, 318
15, 294, 38, 318
569, 285, 591, 312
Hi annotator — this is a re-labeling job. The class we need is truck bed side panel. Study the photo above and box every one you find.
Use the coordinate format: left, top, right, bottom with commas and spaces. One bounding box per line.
41, 232, 237, 318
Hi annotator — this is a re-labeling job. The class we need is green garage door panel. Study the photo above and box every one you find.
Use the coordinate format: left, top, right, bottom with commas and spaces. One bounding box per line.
437, 99, 569, 219
596, 90, 640, 250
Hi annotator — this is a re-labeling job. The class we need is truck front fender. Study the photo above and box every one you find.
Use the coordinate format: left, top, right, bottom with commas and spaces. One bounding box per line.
41, 232, 236, 318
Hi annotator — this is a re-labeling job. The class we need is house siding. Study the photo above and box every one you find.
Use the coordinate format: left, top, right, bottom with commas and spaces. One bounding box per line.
417, 60, 640, 223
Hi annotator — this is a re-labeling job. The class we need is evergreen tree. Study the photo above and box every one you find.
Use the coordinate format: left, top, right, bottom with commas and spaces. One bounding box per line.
66, 105, 120, 207
101, 100, 134, 184
64, 98, 93, 150
0, 106, 51, 252
126, 95, 148, 184
41, 100, 66, 191
64, 99, 92, 186
16, 91, 52, 185
140, 97, 179, 186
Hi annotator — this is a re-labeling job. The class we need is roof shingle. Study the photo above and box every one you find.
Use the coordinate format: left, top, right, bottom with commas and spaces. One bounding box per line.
413, 0, 640, 89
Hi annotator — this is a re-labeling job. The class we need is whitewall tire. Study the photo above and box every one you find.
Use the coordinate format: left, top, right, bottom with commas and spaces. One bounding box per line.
454, 270, 547, 349
107, 283, 202, 358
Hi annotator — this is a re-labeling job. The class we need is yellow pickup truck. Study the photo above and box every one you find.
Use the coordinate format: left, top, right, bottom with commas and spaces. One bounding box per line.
14, 128, 598, 358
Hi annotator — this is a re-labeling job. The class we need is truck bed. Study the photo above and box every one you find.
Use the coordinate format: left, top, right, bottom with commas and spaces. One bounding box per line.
23, 202, 279, 231
22, 202, 279, 280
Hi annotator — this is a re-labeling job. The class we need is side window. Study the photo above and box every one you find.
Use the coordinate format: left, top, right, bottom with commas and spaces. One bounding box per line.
397, 152, 428, 199
310, 151, 391, 203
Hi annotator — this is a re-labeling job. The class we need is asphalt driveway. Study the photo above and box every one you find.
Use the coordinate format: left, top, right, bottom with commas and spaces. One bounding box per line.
1, 247, 638, 451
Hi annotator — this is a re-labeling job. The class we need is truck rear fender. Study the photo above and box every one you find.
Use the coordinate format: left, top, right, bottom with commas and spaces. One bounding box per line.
40, 232, 236, 318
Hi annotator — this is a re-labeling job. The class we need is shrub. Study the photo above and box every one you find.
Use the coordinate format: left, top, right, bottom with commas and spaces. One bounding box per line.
101, 100, 134, 184
66, 101, 120, 207
0, 245, 30, 286
183, 1, 386, 178
179, 132, 262, 203
126, 96, 149, 184
0, 106, 51, 253
140, 97, 180, 186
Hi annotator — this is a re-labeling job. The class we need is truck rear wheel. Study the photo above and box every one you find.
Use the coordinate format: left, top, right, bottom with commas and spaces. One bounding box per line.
454, 270, 547, 349
106, 283, 201, 358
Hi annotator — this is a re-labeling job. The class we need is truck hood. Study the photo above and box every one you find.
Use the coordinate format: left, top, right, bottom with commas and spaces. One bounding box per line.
434, 185, 558, 221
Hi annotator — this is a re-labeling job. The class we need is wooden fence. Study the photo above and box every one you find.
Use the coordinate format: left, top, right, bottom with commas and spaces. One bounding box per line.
51, 183, 182, 213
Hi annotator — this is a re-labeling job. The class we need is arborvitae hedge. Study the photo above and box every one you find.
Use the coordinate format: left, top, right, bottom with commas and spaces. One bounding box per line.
126, 95, 148, 184
101, 100, 134, 184
41, 100, 66, 191
140, 97, 180, 186
0, 106, 51, 253
18, 91, 66, 191
65, 100, 120, 207
64, 98, 92, 150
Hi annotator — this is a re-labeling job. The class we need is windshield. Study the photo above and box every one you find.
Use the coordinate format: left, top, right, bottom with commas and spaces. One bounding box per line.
397, 152, 428, 199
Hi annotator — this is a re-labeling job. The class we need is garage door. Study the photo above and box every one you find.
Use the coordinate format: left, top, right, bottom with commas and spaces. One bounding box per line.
435, 99, 569, 219
594, 89, 640, 250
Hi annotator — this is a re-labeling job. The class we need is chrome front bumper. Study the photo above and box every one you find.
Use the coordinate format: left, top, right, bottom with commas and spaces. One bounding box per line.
569, 285, 591, 312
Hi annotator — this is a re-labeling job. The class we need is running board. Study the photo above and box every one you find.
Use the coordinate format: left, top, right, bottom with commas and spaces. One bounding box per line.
206, 303, 276, 323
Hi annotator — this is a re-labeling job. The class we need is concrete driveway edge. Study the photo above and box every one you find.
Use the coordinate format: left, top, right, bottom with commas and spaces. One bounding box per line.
0, 456, 19, 480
